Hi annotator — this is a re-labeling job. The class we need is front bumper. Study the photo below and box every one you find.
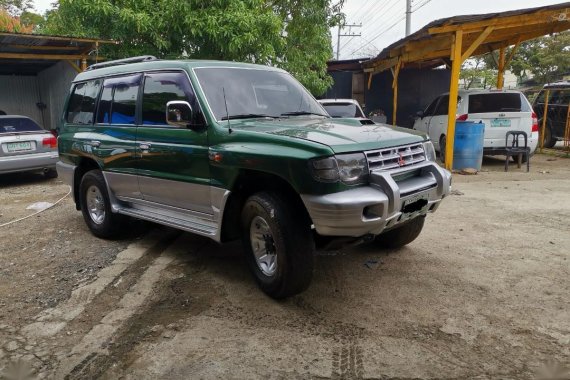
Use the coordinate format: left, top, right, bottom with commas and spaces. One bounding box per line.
0, 152, 58, 174
301, 161, 451, 237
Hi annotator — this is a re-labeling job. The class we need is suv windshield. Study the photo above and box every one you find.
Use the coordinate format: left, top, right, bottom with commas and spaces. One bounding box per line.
0, 117, 42, 133
195, 68, 327, 121
321, 103, 364, 118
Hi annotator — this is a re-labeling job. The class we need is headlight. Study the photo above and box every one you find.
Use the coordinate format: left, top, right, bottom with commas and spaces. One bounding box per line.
423, 141, 437, 162
310, 153, 368, 185
336, 153, 368, 185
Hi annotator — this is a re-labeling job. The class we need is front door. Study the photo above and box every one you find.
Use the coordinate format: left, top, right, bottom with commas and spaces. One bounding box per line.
135, 71, 211, 214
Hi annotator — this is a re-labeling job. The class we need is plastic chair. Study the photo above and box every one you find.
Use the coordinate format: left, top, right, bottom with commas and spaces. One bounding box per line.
505, 131, 530, 172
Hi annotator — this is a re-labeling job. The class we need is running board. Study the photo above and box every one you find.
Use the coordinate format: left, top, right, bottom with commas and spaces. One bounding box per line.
116, 206, 218, 239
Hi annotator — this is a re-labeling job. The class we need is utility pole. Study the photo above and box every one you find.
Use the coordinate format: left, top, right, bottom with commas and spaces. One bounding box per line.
336, 23, 362, 60
405, 0, 412, 36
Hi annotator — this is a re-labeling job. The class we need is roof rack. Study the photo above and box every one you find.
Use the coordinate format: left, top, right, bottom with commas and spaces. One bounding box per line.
86, 55, 158, 71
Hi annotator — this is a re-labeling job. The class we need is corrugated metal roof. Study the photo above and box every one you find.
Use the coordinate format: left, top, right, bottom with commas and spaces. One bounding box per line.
0, 32, 115, 75
364, 2, 570, 71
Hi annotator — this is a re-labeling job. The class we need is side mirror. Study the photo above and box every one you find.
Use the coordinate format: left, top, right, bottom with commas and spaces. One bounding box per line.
166, 101, 193, 128
416, 110, 424, 119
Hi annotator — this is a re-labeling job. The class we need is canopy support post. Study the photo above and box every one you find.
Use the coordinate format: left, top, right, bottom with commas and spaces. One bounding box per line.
445, 30, 463, 170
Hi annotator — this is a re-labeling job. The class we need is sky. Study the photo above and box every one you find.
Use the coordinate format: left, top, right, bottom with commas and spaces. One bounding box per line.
31, 0, 564, 60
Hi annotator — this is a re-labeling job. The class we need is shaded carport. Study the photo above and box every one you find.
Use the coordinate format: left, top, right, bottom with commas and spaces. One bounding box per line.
0, 32, 114, 130
363, 2, 570, 169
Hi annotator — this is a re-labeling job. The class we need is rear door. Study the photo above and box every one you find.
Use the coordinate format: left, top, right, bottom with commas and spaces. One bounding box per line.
467, 92, 532, 146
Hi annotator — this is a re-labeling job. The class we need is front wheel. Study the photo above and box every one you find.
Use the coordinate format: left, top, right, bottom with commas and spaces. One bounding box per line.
539, 122, 556, 148
79, 170, 126, 239
241, 192, 315, 299
374, 216, 425, 249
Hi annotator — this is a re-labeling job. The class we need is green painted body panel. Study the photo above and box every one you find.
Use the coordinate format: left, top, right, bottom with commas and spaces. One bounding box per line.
59, 59, 430, 197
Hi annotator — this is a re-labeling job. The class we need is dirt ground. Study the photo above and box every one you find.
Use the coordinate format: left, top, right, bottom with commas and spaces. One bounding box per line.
0, 154, 569, 379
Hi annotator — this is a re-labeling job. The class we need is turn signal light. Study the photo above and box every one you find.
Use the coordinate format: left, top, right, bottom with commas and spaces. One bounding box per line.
42, 136, 57, 148
531, 112, 539, 133
456, 114, 468, 121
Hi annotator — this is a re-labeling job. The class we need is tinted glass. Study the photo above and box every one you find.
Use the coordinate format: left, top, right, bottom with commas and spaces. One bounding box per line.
66, 83, 86, 123
195, 68, 326, 120
66, 80, 101, 124
142, 72, 196, 125
97, 86, 113, 124
0, 117, 42, 133
321, 103, 363, 118
434, 95, 449, 115
96, 74, 141, 125
424, 97, 439, 116
468, 93, 522, 113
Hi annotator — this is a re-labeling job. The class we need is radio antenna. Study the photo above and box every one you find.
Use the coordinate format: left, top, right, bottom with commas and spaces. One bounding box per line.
223, 87, 232, 134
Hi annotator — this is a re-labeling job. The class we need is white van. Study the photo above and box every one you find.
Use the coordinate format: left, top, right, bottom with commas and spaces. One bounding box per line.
413, 89, 539, 161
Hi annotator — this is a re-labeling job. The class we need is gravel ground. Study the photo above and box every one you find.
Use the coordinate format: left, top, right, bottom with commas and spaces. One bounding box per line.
0, 154, 569, 379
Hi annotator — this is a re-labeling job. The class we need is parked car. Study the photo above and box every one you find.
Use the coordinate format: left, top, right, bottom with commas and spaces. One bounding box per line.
413, 89, 539, 161
532, 81, 569, 148
318, 98, 375, 125
0, 115, 58, 177
57, 57, 451, 298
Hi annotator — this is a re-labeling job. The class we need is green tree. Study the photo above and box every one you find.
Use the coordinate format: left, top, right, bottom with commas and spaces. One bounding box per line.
483, 31, 570, 85
44, 0, 344, 95
0, 0, 32, 15
460, 57, 497, 89
20, 10, 44, 30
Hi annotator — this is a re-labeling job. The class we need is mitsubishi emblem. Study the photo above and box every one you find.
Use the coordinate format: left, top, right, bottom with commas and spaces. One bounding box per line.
398, 153, 405, 167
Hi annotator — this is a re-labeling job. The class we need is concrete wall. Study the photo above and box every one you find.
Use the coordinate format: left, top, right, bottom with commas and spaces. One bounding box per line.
38, 61, 77, 130
0, 75, 44, 124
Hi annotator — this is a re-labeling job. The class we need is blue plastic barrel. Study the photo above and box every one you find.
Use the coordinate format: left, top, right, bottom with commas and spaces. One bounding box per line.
452, 121, 485, 171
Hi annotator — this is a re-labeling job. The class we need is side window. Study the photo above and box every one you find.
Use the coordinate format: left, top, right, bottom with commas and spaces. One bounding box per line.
535, 91, 545, 104
424, 97, 439, 116
434, 95, 450, 116
66, 80, 102, 124
141, 72, 199, 126
96, 74, 142, 125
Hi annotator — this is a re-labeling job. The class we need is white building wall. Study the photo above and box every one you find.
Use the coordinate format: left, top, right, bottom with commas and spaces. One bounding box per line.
38, 61, 77, 131
0, 75, 44, 125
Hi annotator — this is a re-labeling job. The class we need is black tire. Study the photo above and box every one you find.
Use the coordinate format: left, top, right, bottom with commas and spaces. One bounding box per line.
374, 216, 425, 249
539, 121, 556, 148
79, 170, 126, 239
44, 168, 58, 179
241, 192, 315, 299
439, 135, 446, 163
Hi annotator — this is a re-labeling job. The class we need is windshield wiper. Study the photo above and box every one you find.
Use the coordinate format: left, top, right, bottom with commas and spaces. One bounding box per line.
221, 113, 277, 120
280, 111, 329, 117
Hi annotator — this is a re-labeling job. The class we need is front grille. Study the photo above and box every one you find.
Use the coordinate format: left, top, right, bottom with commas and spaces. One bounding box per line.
365, 143, 426, 171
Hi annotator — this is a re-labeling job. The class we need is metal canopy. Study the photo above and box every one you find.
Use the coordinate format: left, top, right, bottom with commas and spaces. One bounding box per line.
0, 32, 116, 75
362, 2, 570, 170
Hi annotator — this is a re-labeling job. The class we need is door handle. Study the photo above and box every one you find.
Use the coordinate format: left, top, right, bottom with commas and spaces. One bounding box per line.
139, 142, 151, 150
88, 140, 101, 148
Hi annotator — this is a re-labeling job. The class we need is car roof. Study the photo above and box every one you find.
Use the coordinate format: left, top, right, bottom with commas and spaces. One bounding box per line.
73, 59, 287, 82
318, 99, 360, 104
458, 89, 523, 96
543, 81, 570, 89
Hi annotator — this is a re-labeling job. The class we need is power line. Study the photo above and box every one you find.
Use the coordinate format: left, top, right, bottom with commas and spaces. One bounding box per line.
336, 23, 362, 60
412, 0, 432, 12
360, 0, 405, 38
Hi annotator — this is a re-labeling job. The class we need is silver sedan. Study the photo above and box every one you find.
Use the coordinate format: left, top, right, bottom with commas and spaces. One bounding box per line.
0, 115, 59, 178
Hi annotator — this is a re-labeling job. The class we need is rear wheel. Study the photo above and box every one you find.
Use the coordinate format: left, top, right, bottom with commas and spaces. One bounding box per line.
374, 216, 425, 249
79, 170, 126, 239
44, 168, 58, 179
241, 192, 315, 299
539, 121, 556, 148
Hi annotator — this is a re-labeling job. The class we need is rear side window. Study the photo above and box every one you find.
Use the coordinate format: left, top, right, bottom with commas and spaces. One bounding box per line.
424, 97, 439, 116
0, 117, 42, 133
141, 72, 197, 125
96, 74, 142, 125
468, 93, 522, 113
66, 80, 102, 124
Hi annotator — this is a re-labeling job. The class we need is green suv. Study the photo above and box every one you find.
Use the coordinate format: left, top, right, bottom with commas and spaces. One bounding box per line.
57, 56, 451, 298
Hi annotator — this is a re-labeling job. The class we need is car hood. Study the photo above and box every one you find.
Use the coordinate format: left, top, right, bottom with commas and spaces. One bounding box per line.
228, 117, 427, 153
